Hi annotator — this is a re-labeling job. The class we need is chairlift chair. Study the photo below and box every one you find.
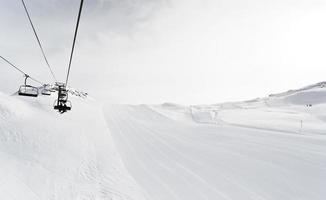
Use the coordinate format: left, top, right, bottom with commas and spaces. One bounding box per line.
55, 82, 65, 87
49, 87, 56, 92
42, 89, 51, 95
18, 75, 39, 97
53, 84, 72, 113
53, 82, 65, 92
41, 84, 51, 95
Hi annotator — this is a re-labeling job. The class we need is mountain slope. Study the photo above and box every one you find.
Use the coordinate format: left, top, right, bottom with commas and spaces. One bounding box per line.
104, 84, 326, 200
1, 82, 326, 200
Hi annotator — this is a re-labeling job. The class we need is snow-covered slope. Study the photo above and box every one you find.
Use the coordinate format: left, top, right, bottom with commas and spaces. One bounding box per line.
104, 83, 326, 200
191, 82, 326, 135
1, 82, 326, 200
0, 92, 147, 200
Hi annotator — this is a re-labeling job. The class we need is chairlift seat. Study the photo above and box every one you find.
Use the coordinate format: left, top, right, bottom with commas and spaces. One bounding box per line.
41, 89, 51, 95
54, 104, 71, 111
54, 100, 72, 113
59, 94, 67, 99
49, 87, 56, 92
18, 85, 39, 97
55, 82, 65, 87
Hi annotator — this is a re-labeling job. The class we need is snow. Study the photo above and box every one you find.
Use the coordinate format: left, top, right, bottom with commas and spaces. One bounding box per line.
104, 83, 326, 200
0, 92, 147, 200
1, 82, 326, 200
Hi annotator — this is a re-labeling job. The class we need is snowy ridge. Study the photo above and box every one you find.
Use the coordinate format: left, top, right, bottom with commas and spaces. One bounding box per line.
188, 82, 326, 135
268, 81, 326, 98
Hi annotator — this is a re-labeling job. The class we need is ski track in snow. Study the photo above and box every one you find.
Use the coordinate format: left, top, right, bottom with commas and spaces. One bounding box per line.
104, 101, 326, 200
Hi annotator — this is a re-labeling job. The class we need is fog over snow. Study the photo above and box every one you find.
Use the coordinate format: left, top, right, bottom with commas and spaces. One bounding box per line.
1, 0, 326, 104
0, 1, 326, 199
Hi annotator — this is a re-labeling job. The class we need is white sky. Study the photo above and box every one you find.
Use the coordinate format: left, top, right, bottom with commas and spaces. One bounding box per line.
1, 0, 326, 104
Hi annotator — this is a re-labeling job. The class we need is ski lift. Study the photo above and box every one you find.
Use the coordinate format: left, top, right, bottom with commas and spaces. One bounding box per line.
18, 74, 39, 97
54, 83, 72, 113
41, 84, 51, 95
53, 82, 64, 91
49, 87, 56, 92
55, 82, 65, 87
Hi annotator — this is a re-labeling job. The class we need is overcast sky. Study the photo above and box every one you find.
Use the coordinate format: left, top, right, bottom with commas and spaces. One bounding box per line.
1, 0, 326, 104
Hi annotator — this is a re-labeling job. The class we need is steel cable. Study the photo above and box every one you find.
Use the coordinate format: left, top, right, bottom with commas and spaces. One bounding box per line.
21, 0, 57, 82
0, 55, 44, 85
65, 0, 84, 86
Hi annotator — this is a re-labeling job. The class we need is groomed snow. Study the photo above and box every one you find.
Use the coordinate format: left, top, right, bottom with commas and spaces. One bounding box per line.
104, 83, 326, 200
1, 82, 326, 200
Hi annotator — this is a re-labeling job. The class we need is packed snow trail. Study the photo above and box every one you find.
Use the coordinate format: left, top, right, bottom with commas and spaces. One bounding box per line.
0, 92, 147, 200
1, 82, 326, 200
104, 86, 326, 200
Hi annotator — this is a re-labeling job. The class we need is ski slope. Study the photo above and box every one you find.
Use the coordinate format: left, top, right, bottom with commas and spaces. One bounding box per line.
0, 91, 147, 200
104, 82, 326, 200
0, 82, 326, 200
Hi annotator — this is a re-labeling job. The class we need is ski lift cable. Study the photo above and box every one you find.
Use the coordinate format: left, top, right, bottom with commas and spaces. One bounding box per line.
21, 0, 57, 82
65, 0, 84, 86
0, 55, 44, 85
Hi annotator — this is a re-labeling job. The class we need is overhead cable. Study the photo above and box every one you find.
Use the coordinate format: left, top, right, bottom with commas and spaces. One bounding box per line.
65, 0, 84, 86
0, 55, 44, 85
21, 0, 57, 82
